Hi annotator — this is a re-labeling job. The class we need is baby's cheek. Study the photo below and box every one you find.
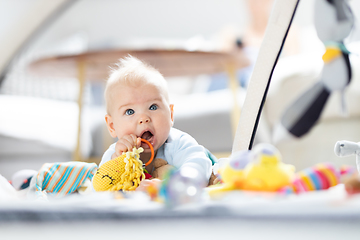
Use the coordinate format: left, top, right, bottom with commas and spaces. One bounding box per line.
117, 126, 134, 138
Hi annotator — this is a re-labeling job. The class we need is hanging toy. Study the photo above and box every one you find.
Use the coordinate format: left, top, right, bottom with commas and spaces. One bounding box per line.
273, 0, 354, 142
334, 140, 360, 173
92, 139, 154, 192
334, 140, 360, 194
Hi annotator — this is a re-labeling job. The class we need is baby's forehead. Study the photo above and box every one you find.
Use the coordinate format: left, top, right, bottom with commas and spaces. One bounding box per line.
106, 75, 169, 113
121, 79, 168, 97
109, 81, 168, 103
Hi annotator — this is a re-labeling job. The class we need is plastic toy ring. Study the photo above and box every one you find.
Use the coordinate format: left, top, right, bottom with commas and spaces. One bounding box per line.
141, 138, 154, 166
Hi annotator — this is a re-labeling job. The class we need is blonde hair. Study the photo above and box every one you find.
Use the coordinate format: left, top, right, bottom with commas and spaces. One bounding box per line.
105, 55, 169, 114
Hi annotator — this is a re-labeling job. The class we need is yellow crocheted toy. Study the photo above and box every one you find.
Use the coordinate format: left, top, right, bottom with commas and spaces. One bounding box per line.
92, 139, 154, 192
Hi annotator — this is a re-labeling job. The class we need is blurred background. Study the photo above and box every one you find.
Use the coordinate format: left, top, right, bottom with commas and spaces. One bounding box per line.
0, 0, 360, 180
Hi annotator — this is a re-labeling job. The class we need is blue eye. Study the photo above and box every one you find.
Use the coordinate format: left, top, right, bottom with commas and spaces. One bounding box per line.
149, 104, 158, 110
125, 109, 135, 115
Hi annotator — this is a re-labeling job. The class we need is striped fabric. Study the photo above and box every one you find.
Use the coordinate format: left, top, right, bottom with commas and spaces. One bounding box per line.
292, 163, 340, 193
35, 161, 98, 197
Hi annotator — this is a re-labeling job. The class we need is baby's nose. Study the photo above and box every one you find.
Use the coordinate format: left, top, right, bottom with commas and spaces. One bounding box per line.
139, 117, 150, 124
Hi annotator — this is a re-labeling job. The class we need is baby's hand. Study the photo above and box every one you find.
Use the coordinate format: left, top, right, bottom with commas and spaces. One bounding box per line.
111, 134, 141, 159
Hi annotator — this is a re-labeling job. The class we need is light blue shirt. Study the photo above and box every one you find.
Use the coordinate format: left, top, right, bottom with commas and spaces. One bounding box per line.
100, 128, 212, 181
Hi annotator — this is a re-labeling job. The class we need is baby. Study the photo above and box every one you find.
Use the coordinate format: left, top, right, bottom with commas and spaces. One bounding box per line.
101, 55, 213, 183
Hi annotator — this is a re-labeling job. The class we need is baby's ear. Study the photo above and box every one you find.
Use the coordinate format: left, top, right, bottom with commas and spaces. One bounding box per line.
105, 114, 117, 138
170, 104, 174, 124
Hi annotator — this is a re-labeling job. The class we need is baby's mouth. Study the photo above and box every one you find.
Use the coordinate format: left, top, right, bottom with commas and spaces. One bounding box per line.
140, 131, 154, 148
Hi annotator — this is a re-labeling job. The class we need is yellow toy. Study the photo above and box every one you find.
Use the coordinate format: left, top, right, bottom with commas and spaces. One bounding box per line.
208, 143, 295, 195
208, 143, 346, 197
242, 144, 295, 191
214, 150, 251, 191
92, 139, 154, 192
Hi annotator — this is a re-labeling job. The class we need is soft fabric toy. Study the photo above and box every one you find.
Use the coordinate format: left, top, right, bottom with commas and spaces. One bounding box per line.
92, 139, 155, 192
273, 0, 354, 142
210, 151, 251, 192
242, 144, 295, 191
151, 158, 175, 180
92, 147, 146, 191
208, 143, 349, 196
286, 163, 341, 193
10, 169, 38, 190
208, 172, 218, 186
33, 161, 97, 198
0, 174, 20, 201
208, 143, 295, 195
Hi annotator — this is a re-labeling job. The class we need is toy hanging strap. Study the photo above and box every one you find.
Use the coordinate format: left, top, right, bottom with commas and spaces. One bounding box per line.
232, 0, 300, 153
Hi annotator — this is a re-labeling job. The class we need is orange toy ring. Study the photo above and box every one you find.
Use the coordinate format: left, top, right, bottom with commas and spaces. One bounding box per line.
141, 138, 154, 166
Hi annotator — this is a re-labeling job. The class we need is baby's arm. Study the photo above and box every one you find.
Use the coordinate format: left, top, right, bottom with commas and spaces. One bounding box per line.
168, 135, 212, 183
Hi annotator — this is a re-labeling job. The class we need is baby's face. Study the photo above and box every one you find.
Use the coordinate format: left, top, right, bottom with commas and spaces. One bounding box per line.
106, 83, 173, 153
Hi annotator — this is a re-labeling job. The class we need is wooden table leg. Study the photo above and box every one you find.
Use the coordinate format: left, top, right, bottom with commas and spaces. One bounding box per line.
73, 59, 85, 162
226, 64, 241, 138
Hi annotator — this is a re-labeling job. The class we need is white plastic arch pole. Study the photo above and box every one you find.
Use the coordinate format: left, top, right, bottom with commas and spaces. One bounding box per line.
232, 0, 300, 153
0, 0, 72, 77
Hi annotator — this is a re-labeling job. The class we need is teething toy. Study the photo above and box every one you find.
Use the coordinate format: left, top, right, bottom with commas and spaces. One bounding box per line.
92, 139, 154, 192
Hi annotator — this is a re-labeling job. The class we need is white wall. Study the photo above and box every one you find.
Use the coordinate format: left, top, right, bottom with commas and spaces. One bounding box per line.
1, 0, 250, 53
